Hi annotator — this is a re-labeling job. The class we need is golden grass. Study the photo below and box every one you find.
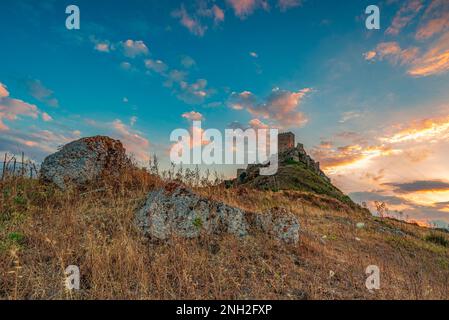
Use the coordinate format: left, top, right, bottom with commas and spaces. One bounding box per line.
1, 173, 448, 300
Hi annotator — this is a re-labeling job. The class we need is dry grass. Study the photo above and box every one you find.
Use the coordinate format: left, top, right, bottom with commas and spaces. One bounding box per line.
1, 173, 449, 300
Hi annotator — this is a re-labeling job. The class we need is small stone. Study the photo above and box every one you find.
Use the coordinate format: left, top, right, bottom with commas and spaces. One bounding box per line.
356, 222, 366, 229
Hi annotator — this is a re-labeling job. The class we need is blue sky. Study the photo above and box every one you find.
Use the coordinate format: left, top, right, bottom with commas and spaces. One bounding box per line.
1, 0, 449, 226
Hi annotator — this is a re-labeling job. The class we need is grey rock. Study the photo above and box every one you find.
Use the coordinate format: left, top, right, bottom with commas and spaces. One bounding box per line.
255, 207, 300, 244
135, 184, 300, 244
40, 136, 131, 190
135, 184, 249, 240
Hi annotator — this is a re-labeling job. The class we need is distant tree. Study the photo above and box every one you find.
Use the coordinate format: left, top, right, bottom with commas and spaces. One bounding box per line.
374, 201, 388, 218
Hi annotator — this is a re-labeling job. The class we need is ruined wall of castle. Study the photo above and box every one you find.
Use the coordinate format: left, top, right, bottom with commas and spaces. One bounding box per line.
278, 132, 295, 152
234, 132, 330, 183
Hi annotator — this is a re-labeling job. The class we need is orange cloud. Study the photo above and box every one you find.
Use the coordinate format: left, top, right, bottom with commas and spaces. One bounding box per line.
408, 31, 449, 77
381, 115, 449, 143
229, 88, 311, 128
112, 119, 151, 162
172, 4, 207, 36
227, 0, 260, 18
386, 0, 424, 35
0, 83, 9, 98
415, 0, 449, 39
0, 96, 39, 131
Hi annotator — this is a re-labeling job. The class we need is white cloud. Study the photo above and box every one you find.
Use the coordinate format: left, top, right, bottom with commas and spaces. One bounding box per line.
121, 40, 149, 58
182, 111, 204, 121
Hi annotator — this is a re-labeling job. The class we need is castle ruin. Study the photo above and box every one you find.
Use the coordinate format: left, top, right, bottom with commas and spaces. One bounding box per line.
278, 132, 295, 152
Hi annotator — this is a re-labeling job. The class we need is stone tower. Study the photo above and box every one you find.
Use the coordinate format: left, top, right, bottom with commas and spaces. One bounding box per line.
278, 132, 295, 152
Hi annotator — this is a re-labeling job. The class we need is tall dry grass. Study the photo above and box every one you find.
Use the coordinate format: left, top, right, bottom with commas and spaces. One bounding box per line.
1, 169, 449, 300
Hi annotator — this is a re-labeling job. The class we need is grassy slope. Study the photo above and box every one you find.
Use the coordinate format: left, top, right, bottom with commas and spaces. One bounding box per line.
1, 176, 449, 300
238, 160, 354, 205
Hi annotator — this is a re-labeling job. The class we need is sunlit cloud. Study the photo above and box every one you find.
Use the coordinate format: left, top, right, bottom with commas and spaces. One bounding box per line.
0, 83, 43, 131
121, 39, 149, 58
0, 82, 10, 98
385, 0, 424, 36
415, 0, 449, 39
182, 111, 204, 121
228, 88, 311, 128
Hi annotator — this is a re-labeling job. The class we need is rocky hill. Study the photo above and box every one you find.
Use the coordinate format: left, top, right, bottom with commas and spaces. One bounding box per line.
228, 137, 354, 206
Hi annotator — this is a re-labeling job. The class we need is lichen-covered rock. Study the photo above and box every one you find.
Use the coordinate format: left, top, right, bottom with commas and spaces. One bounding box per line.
255, 207, 300, 244
135, 184, 249, 240
40, 136, 131, 190
136, 184, 300, 244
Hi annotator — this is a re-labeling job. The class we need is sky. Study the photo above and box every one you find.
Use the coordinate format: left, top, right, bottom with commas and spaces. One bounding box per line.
1, 0, 449, 227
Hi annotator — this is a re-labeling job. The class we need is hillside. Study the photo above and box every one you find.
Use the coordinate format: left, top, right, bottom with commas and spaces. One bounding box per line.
1, 171, 449, 299
228, 141, 354, 206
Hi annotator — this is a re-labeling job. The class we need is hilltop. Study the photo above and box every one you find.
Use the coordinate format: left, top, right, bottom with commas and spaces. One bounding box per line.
227, 133, 354, 206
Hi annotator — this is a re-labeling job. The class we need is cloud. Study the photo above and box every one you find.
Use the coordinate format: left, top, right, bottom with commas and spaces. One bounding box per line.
120, 61, 133, 71
172, 4, 207, 37
177, 79, 212, 104
229, 88, 311, 128
386, 0, 424, 35
248, 118, 269, 129
380, 115, 449, 143
339, 110, 363, 123
278, 0, 302, 12
180, 55, 196, 69
182, 111, 204, 121
408, 31, 449, 77
226, 0, 271, 18
0, 83, 10, 98
367, 1, 449, 77
365, 34, 449, 77
197, 2, 225, 24
0, 128, 82, 161
172, 2, 225, 36
383, 180, 449, 193
212, 4, 225, 23
111, 119, 151, 162
415, 0, 449, 39
314, 114, 449, 173
41, 112, 52, 122
249, 51, 258, 58
94, 42, 111, 52
363, 51, 377, 61
366, 42, 419, 65
311, 111, 449, 223
144, 59, 168, 74
121, 40, 149, 58
0, 95, 39, 131
26, 79, 59, 107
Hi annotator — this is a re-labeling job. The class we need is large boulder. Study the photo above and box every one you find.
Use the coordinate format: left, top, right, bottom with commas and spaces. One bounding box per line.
40, 136, 131, 190
136, 183, 249, 240
135, 183, 300, 244
254, 207, 300, 244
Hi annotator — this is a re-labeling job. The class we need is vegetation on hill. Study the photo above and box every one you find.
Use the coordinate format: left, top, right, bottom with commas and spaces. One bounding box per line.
232, 158, 354, 206
1, 169, 449, 300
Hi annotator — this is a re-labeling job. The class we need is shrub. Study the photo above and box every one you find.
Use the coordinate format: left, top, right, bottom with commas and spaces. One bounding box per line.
425, 233, 449, 247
